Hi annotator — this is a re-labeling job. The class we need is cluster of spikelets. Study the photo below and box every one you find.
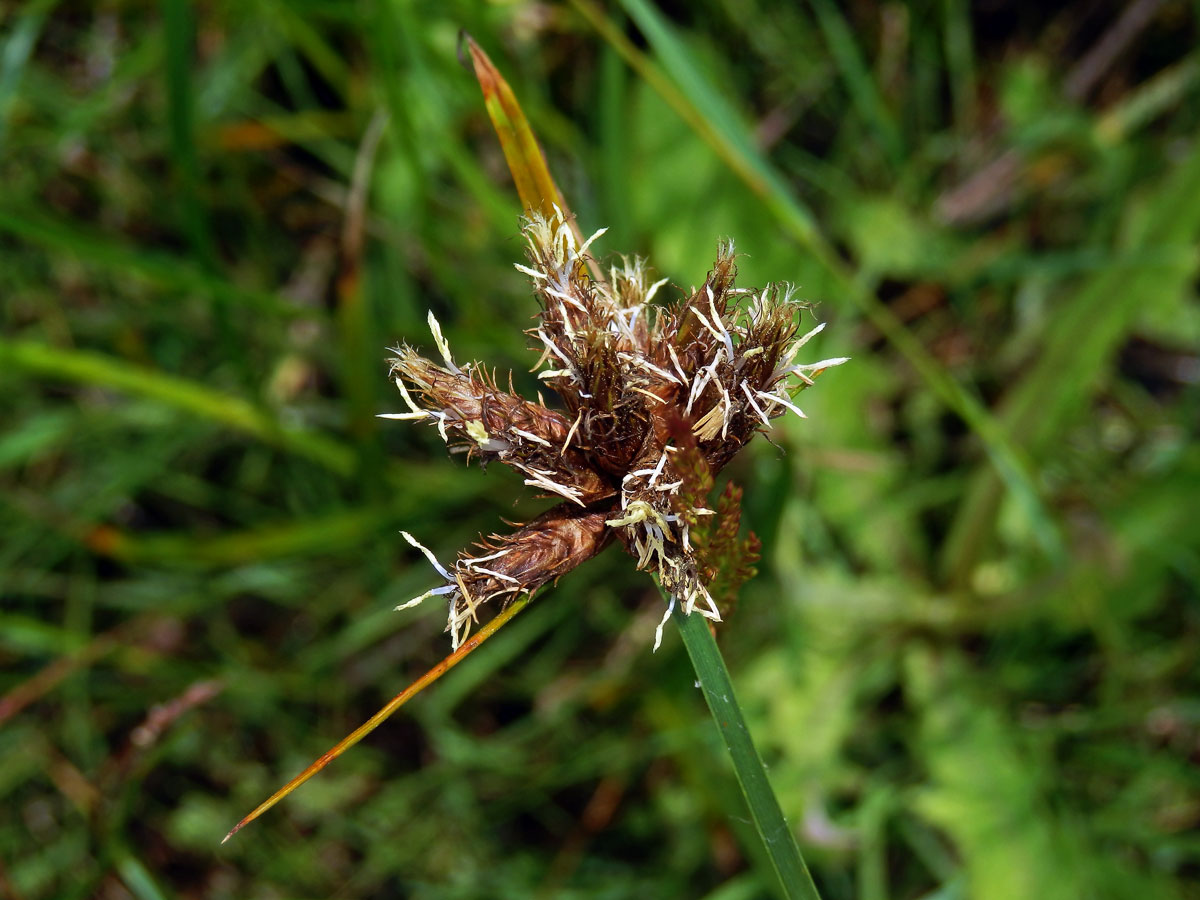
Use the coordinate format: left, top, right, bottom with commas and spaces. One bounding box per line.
382, 210, 846, 650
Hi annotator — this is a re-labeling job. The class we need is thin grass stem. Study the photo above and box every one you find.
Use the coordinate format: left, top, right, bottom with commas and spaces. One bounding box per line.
664, 584, 822, 900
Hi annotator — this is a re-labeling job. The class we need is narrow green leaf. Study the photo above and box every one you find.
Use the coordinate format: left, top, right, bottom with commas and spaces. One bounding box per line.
0, 339, 354, 475
942, 140, 1200, 583
115, 853, 171, 900
161, 0, 217, 271
0, 0, 57, 154
337, 110, 389, 450
806, 0, 904, 166
942, 0, 979, 131
0, 207, 303, 319
603, 0, 820, 245
1095, 53, 1200, 143
258, 0, 352, 96
0, 410, 73, 470
91, 508, 396, 566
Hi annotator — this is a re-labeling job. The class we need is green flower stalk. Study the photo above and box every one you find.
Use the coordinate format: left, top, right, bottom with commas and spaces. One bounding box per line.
385, 208, 847, 650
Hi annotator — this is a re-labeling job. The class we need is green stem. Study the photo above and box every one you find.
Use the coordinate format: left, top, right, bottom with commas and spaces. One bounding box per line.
667, 590, 822, 900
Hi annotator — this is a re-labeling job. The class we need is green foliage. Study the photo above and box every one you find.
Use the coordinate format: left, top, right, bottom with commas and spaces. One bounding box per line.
2, 2, 1199, 898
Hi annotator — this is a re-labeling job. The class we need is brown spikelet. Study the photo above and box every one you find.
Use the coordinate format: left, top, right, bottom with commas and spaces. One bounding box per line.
458, 504, 616, 605
692, 483, 761, 619
388, 209, 847, 647
388, 346, 611, 506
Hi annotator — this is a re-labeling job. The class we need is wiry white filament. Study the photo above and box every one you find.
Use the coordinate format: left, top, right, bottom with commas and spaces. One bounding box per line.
577, 226, 608, 256
426, 311, 461, 375
708, 292, 736, 361
619, 352, 682, 385
629, 385, 666, 405
514, 263, 548, 280
461, 548, 513, 566
756, 389, 807, 420
556, 303, 577, 339
378, 377, 430, 420
644, 276, 670, 303
516, 463, 585, 506
512, 428, 553, 447
537, 328, 575, 370
377, 411, 428, 421
432, 411, 450, 442
401, 530, 452, 579
466, 566, 519, 584
741, 380, 772, 427
690, 306, 728, 357
561, 409, 583, 455
653, 594, 676, 652
686, 348, 722, 413
793, 321, 826, 350
718, 383, 732, 439
684, 582, 721, 620
647, 450, 669, 487
395, 584, 456, 611
790, 356, 851, 371
544, 286, 588, 313
666, 344, 690, 387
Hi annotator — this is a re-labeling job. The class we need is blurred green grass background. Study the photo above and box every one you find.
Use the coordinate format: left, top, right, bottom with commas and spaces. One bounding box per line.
3, 1, 1199, 897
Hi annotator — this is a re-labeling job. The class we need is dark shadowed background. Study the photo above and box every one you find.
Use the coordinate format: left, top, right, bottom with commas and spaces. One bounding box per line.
2, 1, 1199, 897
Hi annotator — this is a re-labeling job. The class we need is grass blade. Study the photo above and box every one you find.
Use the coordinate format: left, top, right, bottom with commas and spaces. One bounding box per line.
905, 645, 1091, 899
0, 0, 57, 154
0, 339, 355, 475
584, 0, 820, 244
337, 109, 389, 448
0, 207, 302, 319
942, 140, 1200, 583
668, 590, 822, 900
86, 509, 396, 566
942, 0, 979, 131
161, 0, 217, 270
805, 0, 904, 167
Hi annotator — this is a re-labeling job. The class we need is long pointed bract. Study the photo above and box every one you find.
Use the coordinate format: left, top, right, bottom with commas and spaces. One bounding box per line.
462, 33, 605, 286
221, 595, 532, 843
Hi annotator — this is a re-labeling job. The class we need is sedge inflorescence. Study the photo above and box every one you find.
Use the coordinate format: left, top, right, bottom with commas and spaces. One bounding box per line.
382, 210, 846, 650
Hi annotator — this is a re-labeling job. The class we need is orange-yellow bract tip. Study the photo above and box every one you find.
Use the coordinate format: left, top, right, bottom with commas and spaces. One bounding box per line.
460, 32, 604, 286
220, 595, 533, 843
